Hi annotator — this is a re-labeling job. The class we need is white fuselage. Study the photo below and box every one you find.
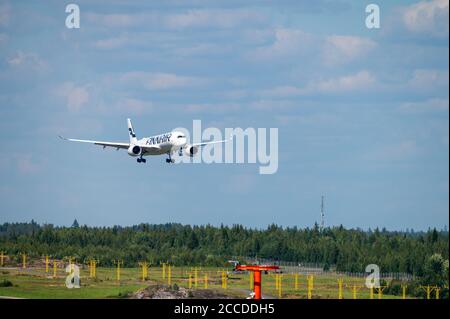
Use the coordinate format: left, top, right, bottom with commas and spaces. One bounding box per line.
133, 131, 187, 156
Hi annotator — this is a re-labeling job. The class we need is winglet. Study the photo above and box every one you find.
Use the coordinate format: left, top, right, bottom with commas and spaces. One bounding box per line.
58, 135, 67, 141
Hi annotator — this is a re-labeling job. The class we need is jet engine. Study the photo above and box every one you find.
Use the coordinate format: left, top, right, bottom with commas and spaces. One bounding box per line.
128, 145, 142, 156
183, 145, 199, 157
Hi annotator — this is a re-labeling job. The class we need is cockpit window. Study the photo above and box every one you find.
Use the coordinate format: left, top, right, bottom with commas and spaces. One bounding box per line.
178, 135, 185, 138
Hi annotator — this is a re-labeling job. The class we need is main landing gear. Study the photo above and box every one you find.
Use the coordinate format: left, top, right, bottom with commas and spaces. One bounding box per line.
137, 156, 146, 163
166, 152, 175, 164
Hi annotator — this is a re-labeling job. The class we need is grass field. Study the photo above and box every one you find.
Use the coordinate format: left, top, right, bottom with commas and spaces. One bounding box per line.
0, 264, 407, 299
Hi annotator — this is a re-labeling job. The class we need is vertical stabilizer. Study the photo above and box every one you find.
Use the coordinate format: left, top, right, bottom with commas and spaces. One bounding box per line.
127, 118, 138, 144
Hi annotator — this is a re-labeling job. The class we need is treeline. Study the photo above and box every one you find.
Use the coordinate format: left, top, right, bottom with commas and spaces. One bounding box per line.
0, 220, 448, 277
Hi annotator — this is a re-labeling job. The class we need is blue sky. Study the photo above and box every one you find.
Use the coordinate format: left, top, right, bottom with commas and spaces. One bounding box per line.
0, 0, 448, 230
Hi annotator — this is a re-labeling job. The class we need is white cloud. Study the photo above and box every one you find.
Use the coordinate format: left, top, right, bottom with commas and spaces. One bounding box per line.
408, 69, 449, 91
57, 82, 90, 113
322, 35, 377, 66
248, 99, 297, 111
183, 103, 240, 113
175, 43, 233, 57
241, 28, 275, 45
165, 9, 265, 29
17, 156, 42, 175
249, 28, 316, 60
261, 86, 305, 97
262, 70, 376, 97
86, 9, 265, 30
116, 98, 153, 115
402, 0, 449, 37
120, 72, 207, 90
7, 51, 47, 71
0, 3, 10, 27
248, 29, 377, 66
1, 153, 44, 175
94, 35, 131, 49
275, 113, 341, 127
399, 98, 449, 113
85, 13, 155, 28
313, 70, 376, 93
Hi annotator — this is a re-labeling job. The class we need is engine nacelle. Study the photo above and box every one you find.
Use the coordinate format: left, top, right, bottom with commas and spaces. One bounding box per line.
183, 145, 199, 157
128, 145, 142, 156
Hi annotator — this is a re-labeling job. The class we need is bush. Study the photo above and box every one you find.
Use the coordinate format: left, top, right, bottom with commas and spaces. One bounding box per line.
0, 279, 13, 287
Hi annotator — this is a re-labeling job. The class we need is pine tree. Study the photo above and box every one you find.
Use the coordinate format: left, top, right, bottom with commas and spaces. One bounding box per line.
71, 219, 79, 228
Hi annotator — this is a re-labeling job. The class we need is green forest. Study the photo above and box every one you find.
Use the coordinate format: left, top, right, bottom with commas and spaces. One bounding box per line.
0, 220, 447, 274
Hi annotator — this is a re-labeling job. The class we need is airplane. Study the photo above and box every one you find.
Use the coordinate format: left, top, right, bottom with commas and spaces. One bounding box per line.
59, 118, 229, 163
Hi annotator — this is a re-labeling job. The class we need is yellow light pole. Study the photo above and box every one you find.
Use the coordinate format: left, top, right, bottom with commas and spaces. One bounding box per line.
168, 264, 172, 285
193, 267, 199, 288
162, 262, 166, 280
278, 274, 282, 299
22, 253, 27, 269
139, 261, 148, 281
221, 270, 227, 289
425, 286, 431, 300
93, 259, 97, 278
114, 260, 123, 282
275, 274, 278, 291
45, 255, 49, 273
0, 251, 7, 267
53, 259, 57, 278
89, 259, 97, 278
369, 287, 374, 299
249, 272, 253, 290
89, 260, 93, 278
307, 275, 314, 299
294, 273, 299, 291
401, 285, 407, 299
338, 278, 344, 299
188, 273, 193, 289
144, 262, 148, 280
275, 274, 281, 291
347, 284, 363, 299
427, 286, 432, 300
204, 273, 208, 289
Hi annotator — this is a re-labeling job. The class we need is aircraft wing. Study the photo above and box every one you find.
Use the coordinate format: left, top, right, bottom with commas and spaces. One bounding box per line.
192, 135, 232, 147
59, 136, 130, 150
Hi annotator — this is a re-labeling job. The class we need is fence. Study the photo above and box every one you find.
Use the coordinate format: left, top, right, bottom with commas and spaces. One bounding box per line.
241, 256, 415, 281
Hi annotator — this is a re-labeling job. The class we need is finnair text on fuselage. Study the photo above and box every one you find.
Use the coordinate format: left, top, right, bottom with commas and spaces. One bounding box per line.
146, 133, 172, 145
